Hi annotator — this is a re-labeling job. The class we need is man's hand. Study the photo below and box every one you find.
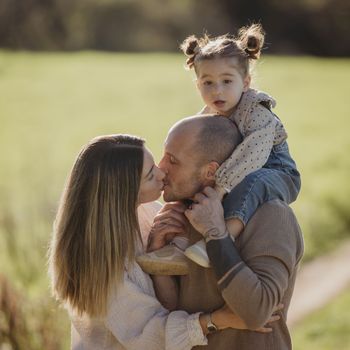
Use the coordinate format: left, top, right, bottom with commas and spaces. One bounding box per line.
184, 187, 226, 238
147, 202, 188, 252
208, 303, 283, 333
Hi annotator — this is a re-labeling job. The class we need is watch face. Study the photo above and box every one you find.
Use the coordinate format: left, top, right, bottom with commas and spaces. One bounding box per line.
207, 324, 217, 333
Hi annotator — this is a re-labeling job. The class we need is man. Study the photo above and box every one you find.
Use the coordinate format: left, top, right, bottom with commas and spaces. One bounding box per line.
151, 115, 304, 349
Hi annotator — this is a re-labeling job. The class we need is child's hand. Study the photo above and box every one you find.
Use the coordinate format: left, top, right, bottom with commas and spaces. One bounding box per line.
214, 184, 227, 201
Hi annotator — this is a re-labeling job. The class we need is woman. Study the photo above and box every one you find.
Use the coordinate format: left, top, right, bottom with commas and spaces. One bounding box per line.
48, 134, 278, 350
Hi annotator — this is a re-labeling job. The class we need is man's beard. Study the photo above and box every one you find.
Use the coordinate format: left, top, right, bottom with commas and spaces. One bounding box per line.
163, 172, 204, 202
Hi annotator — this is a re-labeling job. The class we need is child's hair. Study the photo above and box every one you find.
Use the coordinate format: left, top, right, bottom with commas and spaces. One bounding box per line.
180, 23, 265, 77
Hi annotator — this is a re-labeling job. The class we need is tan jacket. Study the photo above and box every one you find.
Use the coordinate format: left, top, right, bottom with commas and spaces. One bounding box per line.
178, 200, 304, 350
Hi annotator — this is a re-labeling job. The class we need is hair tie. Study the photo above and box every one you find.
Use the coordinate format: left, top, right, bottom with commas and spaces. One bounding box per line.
190, 45, 200, 58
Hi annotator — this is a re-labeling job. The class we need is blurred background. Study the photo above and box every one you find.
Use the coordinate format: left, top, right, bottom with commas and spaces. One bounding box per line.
0, 0, 349, 349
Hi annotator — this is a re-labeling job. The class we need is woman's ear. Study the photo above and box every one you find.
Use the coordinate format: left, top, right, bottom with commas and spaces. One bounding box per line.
243, 75, 251, 92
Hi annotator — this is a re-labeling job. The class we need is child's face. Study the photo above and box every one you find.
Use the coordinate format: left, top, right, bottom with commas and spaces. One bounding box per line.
196, 57, 250, 116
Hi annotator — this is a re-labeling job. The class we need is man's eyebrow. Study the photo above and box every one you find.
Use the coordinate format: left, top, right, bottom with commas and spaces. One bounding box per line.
145, 164, 154, 178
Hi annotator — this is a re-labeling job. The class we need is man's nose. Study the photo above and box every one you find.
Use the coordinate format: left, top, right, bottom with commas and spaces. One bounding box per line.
156, 166, 166, 181
158, 157, 167, 172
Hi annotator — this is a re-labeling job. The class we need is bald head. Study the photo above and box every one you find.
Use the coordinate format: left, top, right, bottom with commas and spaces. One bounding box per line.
167, 115, 242, 166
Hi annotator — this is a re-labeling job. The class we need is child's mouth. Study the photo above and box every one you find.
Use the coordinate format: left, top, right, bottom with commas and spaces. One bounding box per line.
214, 100, 225, 107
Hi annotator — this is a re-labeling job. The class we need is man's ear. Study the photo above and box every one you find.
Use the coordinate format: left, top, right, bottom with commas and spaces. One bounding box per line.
204, 161, 220, 180
243, 75, 251, 92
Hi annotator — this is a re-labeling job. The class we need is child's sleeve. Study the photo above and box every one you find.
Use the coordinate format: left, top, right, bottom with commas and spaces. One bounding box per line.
216, 103, 277, 193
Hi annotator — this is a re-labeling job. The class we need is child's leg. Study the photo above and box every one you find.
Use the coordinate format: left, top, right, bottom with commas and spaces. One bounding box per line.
223, 167, 298, 224
223, 141, 301, 224
264, 141, 301, 201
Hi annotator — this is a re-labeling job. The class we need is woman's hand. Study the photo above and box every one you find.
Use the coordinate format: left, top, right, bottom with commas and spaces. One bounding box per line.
147, 201, 188, 252
200, 303, 283, 335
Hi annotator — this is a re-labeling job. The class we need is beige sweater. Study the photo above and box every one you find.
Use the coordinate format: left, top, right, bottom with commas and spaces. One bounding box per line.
200, 89, 288, 192
70, 201, 207, 350
178, 200, 304, 350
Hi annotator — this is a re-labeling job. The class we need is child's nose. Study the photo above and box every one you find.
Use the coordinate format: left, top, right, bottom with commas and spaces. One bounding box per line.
213, 84, 222, 95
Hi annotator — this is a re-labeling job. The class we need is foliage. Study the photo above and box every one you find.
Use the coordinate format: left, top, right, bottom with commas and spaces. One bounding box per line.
0, 275, 69, 349
0, 0, 349, 55
292, 288, 350, 350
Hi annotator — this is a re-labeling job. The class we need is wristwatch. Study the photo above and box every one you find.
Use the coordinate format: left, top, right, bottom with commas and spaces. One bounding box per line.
206, 313, 218, 333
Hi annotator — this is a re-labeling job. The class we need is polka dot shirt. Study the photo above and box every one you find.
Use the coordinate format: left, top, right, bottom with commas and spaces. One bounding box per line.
200, 88, 288, 192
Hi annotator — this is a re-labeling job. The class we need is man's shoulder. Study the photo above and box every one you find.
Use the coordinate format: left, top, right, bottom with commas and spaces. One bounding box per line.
238, 200, 304, 266
257, 199, 295, 216
245, 199, 302, 239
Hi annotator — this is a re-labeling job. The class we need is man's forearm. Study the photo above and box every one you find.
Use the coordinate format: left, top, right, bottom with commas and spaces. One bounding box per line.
206, 236, 245, 286
206, 237, 288, 329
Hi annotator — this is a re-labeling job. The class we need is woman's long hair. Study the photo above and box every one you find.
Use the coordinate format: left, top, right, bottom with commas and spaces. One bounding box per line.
48, 134, 144, 317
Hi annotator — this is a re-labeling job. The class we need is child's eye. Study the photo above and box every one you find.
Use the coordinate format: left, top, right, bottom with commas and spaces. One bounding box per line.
203, 81, 212, 86
223, 79, 232, 84
148, 174, 154, 181
169, 156, 176, 164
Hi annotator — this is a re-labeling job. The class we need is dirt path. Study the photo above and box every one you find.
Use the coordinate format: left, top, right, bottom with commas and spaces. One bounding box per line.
287, 239, 350, 327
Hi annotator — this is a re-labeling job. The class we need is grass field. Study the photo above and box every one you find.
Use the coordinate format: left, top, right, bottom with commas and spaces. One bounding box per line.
0, 51, 349, 348
292, 287, 350, 350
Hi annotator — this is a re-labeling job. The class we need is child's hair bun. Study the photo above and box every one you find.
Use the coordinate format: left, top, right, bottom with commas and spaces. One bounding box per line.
184, 36, 199, 56
238, 23, 265, 59
180, 35, 200, 68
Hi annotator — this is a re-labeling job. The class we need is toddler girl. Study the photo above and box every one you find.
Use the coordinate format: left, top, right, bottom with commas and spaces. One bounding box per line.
181, 23, 301, 267
138, 23, 301, 272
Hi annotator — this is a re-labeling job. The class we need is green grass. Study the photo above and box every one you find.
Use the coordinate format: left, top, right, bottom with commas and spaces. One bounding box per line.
292, 287, 350, 350
0, 51, 349, 348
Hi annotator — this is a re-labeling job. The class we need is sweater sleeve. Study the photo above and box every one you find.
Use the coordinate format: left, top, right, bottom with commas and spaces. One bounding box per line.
216, 103, 277, 193
206, 200, 303, 329
104, 267, 207, 350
